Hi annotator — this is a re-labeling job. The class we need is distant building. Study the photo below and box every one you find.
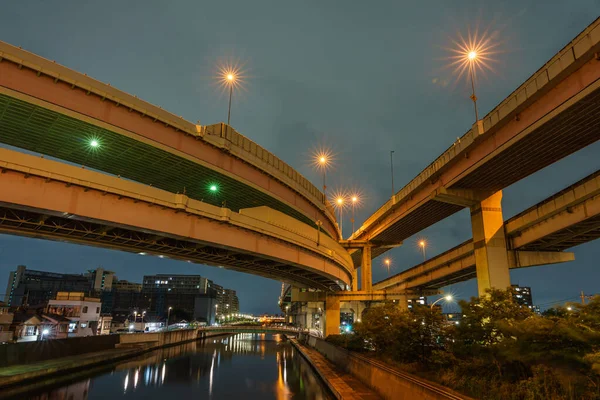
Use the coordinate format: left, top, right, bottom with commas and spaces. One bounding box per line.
112, 280, 142, 292
46, 292, 102, 337
0, 302, 13, 342
4, 265, 91, 307
86, 268, 115, 292
512, 285, 533, 307
408, 296, 427, 309
142, 274, 209, 295
222, 289, 240, 315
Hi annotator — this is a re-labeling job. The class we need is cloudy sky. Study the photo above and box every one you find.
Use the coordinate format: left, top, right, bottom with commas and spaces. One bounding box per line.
0, 1, 599, 314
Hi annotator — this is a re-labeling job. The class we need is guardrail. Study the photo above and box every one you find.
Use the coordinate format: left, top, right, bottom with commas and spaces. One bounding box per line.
352, 17, 600, 240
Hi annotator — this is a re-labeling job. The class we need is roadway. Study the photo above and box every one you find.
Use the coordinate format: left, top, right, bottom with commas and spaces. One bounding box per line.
373, 169, 600, 291
348, 18, 600, 264
0, 147, 353, 290
0, 40, 339, 238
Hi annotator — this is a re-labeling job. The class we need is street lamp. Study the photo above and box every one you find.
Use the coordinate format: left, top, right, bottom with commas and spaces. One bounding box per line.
166, 307, 172, 331
384, 258, 392, 276
336, 196, 345, 238
351, 195, 359, 233
314, 152, 331, 203
467, 50, 479, 122
225, 72, 236, 125
431, 295, 453, 310
419, 240, 427, 261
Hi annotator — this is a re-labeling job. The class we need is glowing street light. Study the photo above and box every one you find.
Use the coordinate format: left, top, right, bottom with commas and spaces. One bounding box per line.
446, 26, 500, 125
335, 196, 345, 237
419, 240, 427, 261
313, 151, 332, 203
466, 50, 479, 122
431, 295, 453, 310
351, 195, 359, 233
384, 258, 392, 276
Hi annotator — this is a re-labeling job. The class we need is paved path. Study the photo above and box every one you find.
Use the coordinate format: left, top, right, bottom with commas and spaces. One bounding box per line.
291, 339, 381, 400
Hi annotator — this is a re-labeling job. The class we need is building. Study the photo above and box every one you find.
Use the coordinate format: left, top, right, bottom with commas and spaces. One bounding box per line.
512, 285, 535, 309
221, 289, 240, 315
0, 302, 13, 342
193, 295, 218, 325
86, 268, 115, 292
142, 274, 210, 294
112, 280, 142, 292
46, 292, 101, 337
5, 265, 91, 307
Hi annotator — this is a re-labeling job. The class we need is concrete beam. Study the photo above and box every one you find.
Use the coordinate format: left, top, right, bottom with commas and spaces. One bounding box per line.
431, 187, 488, 208
508, 250, 575, 268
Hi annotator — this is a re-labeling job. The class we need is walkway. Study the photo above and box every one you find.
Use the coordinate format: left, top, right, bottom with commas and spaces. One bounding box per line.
291, 339, 381, 400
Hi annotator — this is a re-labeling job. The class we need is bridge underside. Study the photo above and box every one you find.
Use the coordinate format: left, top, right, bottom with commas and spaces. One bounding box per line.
0, 205, 337, 290
0, 91, 331, 237
516, 214, 600, 252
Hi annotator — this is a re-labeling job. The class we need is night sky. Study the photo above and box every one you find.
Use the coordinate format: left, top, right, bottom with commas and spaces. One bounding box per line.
1, 1, 599, 314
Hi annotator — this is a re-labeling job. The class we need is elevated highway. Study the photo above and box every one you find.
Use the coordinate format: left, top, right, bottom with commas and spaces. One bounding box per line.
0, 148, 352, 290
0, 40, 339, 239
347, 18, 600, 294
373, 169, 600, 291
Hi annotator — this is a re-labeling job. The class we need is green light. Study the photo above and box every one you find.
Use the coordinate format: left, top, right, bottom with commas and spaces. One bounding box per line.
209, 184, 218, 192
90, 139, 99, 148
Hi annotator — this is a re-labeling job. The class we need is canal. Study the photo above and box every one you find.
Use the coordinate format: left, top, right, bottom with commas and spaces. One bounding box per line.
14, 333, 333, 400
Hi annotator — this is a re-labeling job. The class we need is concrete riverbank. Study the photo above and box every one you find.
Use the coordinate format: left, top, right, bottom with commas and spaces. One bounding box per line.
0, 329, 227, 397
296, 334, 472, 400
290, 338, 381, 400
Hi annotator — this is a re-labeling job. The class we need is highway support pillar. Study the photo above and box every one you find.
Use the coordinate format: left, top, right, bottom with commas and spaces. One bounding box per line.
396, 295, 409, 311
470, 191, 511, 297
324, 295, 340, 338
351, 269, 358, 291
361, 245, 372, 292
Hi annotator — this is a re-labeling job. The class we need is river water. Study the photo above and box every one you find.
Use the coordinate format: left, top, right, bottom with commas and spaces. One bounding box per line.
17, 333, 333, 400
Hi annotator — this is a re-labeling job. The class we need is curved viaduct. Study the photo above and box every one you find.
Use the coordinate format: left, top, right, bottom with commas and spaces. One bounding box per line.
0, 148, 352, 289
0, 40, 353, 290
0, 40, 338, 239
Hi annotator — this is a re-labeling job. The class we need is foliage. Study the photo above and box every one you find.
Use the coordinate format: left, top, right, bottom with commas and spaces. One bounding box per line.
330, 290, 600, 399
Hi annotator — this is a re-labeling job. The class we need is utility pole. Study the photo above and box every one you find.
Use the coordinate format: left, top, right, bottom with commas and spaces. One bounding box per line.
580, 290, 593, 305
390, 150, 395, 198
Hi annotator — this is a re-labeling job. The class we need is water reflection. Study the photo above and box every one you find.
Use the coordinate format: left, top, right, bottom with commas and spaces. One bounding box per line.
23, 334, 331, 400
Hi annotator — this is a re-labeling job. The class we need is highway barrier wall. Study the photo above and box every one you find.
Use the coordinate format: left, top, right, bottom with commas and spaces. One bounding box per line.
0, 329, 202, 368
0, 334, 119, 367
299, 334, 470, 400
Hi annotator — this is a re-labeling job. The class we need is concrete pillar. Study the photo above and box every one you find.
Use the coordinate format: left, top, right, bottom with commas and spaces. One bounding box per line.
396, 295, 409, 311
470, 191, 511, 297
324, 295, 340, 337
351, 269, 358, 291
361, 246, 372, 292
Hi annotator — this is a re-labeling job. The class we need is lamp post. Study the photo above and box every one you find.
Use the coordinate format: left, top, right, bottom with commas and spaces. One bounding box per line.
467, 51, 479, 122
351, 195, 358, 233
390, 150, 395, 198
316, 154, 330, 203
419, 240, 427, 261
384, 258, 391, 276
225, 73, 236, 125
336, 197, 344, 238
431, 295, 453, 310
166, 307, 172, 332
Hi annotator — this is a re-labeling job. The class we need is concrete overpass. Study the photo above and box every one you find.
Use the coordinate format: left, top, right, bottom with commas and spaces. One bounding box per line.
0, 147, 352, 290
0, 40, 339, 239
373, 169, 600, 291
198, 325, 301, 336
347, 18, 600, 295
